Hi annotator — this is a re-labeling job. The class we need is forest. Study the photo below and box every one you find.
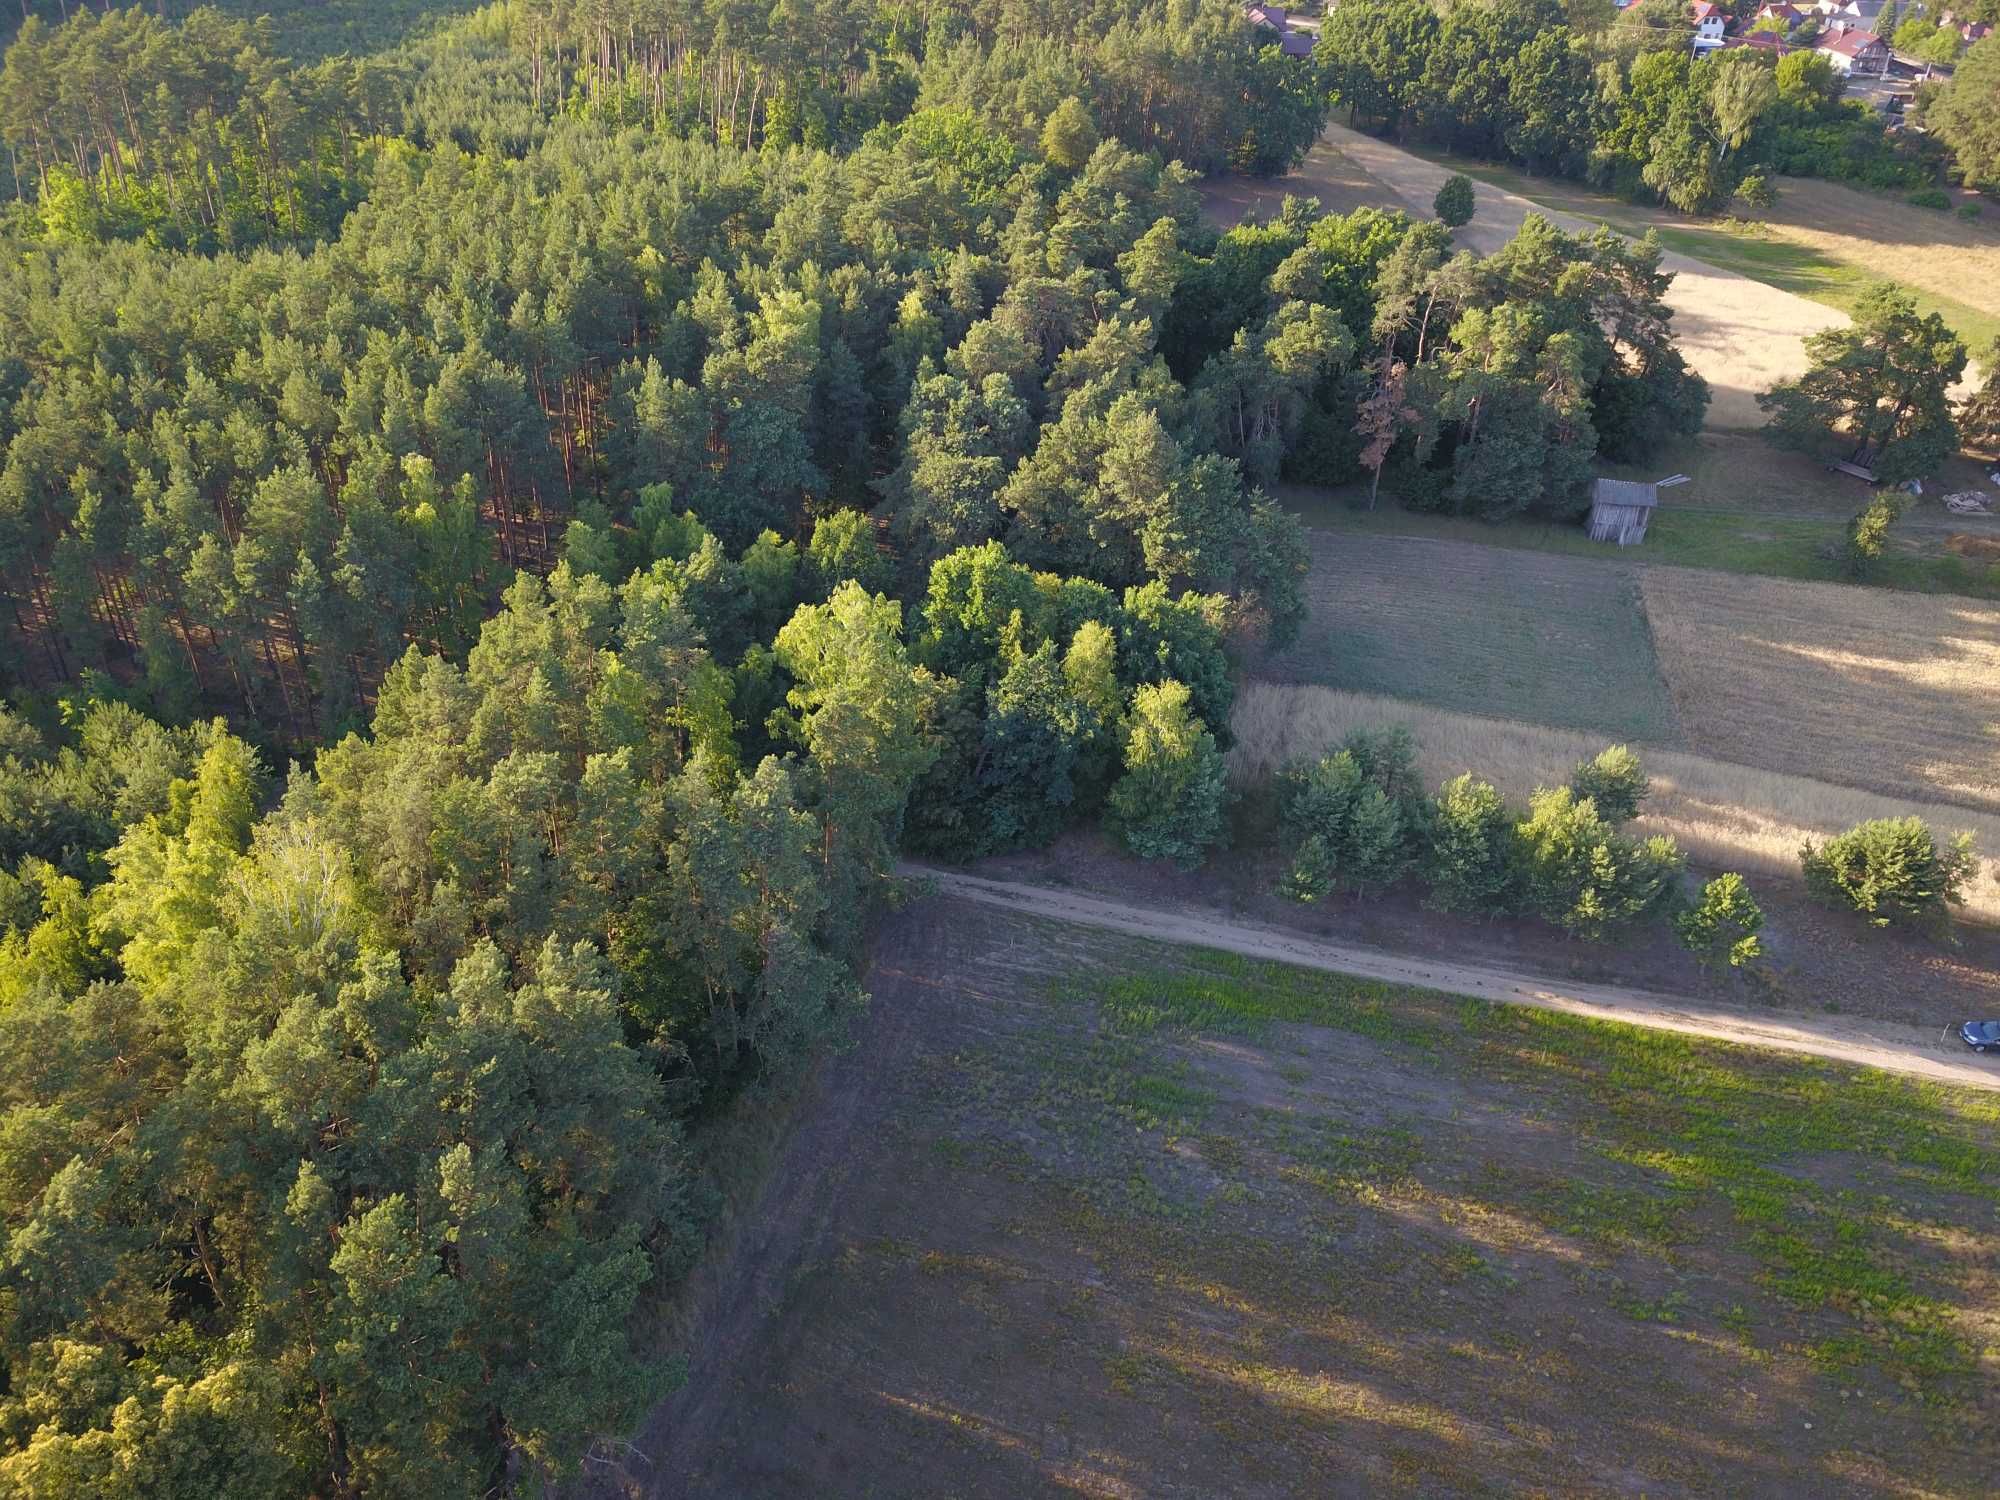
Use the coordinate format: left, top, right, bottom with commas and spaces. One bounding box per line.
0, 2, 1706, 1495
1317, 0, 1975, 209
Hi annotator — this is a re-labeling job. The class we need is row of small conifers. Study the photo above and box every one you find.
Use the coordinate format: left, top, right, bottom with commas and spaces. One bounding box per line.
1272, 729, 1977, 968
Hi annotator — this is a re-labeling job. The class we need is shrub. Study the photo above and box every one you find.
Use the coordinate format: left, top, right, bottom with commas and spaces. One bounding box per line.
1517, 787, 1684, 939
1958, 201, 1984, 222
1278, 751, 1409, 901
1674, 873, 1765, 970
1425, 773, 1519, 915
1337, 725, 1431, 831
1800, 817, 1976, 929
1843, 489, 1909, 579
1277, 727, 1428, 901
1434, 173, 1475, 228
1734, 173, 1776, 211
1107, 680, 1228, 867
1907, 187, 1952, 211
1570, 745, 1650, 824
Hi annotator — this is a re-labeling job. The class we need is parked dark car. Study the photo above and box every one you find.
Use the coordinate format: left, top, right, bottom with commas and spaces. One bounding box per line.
1956, 1020, 2000, 1054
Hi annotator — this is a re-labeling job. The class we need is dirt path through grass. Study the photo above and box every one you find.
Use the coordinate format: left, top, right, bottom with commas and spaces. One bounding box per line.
1271, 125, 1850, 433
908, 864, 2000, 1092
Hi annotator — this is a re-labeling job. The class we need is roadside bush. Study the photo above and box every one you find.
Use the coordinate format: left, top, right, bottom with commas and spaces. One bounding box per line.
1279, 752, 1409, 901
1570, 745, 1650, 823
1425, 773, 1520, 916
1434, 173, 1475, 228
1907, 187, 1952, 211
1338, 725, 1432, 832
1800, 817, 1976, 930
1674, 873, 1765, 970
1843, 489, 1909, 579
1517, 787, 1684, 939
1107, 680, 1228, 867
1958, 202, 1984, 222
1277, 728, 1429, 901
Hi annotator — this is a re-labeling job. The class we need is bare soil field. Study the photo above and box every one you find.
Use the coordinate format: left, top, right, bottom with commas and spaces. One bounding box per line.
596, 899, 2000, 1497
1640, 568, 2000, 813
1228, 680, 2000, 926
1264, 531, 1684, 746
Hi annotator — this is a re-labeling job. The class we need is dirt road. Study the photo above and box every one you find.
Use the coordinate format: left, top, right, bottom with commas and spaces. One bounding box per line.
907, 864, 2000, 1093
1210, 123, 1849, 433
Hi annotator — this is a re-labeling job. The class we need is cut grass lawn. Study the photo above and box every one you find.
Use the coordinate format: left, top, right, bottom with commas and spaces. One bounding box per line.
1263, 530, 1685, 746
1277, 456, 2000, 601
672, 901, 2000, 1496
1641, 566, 2000, 813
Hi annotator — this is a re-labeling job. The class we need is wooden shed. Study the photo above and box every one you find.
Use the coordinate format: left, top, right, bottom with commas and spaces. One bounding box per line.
1587, 475, 1686, 546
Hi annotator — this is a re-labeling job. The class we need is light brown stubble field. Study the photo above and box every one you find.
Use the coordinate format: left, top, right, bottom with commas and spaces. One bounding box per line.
1639, 568, 2000, 814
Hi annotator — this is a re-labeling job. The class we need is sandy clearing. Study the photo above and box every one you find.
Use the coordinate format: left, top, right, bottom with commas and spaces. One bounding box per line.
906, 864, 2000, 1093
1226, 124, 1850, 434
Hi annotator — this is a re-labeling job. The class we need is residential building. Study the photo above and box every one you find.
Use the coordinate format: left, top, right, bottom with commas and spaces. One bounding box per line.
1817, 22, 1892, 70
1245, 4, 1316, 57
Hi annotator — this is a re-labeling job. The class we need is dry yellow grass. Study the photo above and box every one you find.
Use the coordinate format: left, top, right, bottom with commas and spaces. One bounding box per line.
1762, 177, 2000, 336
1228, 679, 2000, 923
1638, 569, 2000, 814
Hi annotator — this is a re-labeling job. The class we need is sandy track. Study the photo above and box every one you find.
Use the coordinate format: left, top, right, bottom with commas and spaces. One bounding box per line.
906, 864, 2000, 1093
1237, 124, 1850, 433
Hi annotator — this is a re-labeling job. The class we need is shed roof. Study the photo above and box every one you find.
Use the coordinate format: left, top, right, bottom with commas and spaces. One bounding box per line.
1591, 478, 1659, 509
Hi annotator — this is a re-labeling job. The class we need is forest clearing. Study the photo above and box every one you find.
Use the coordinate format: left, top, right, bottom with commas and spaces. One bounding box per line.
607, 898, 2000, 1497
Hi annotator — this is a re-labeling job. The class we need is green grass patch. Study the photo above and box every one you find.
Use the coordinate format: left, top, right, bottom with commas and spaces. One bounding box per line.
1271, 527, 1684, 743
1281, 487, 2000, 603
1078, 952, 1440, 1051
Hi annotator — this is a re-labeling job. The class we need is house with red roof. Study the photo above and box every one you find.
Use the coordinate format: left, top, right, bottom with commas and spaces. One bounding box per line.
1691, 0, 1730, 51
1817, 22, 1891, 71
1940, 9, 1992, 40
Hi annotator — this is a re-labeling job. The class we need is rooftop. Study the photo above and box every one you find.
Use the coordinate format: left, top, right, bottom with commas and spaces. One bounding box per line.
1592, 478, 1660, 510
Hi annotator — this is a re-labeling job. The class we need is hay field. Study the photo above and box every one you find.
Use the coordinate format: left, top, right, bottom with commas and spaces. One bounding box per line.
1265, 531, 1683, 745
1640, 569, 2000, 813
1229, 680, 2000, 923
1761, 177, 2000, 353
